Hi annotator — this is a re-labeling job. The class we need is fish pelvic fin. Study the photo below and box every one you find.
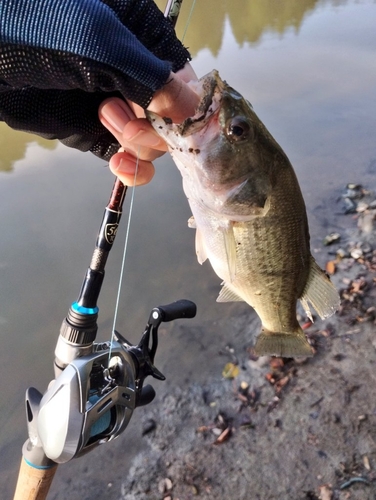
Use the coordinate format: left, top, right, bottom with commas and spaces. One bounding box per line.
253, 328, 314, 358
300, 256, 340, 321
195, 227, 208, 265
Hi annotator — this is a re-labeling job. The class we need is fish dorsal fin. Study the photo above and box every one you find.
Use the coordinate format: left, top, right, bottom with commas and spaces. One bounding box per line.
220, 221, 237, 282
195, 227, 207, 264
217, 282, 244, 302
300, 256, 340, 320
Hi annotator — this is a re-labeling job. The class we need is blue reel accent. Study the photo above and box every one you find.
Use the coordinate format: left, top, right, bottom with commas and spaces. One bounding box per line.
88, 395, 112, 437
24, 457, 55, 470
71, 302, 99, 315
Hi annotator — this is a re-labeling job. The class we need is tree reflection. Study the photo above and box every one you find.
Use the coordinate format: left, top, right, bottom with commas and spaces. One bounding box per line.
156, 0, 340, 55
1, 0, 346, 171
0, 123, 57, 172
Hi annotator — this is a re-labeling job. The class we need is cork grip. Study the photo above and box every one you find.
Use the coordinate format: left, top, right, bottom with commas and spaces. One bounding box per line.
13, 458, 58, 500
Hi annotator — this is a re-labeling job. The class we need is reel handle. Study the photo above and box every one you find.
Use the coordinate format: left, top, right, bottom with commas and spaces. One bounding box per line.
149, 299, 197, 324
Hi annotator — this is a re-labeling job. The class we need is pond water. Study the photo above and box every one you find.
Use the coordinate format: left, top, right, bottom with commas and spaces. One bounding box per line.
1, 0, 376, 497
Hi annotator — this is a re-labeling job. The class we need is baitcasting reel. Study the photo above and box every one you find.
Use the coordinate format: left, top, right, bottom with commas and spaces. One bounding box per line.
23, 299, 196, 465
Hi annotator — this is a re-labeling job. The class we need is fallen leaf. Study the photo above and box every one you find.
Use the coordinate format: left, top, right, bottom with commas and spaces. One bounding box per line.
213, 426, 231, 444
222, 362, 240, 379
363, 455, 371, 471
326, 260, 336, 275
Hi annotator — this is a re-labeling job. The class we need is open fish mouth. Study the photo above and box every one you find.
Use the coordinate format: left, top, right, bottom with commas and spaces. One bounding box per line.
177, 71, 223, 136
147, 70, 224, 139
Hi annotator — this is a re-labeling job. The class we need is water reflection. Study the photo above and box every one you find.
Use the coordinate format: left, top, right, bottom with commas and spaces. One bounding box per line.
0, 0, 350, 173
0, 123, 57, 172
157, 0, 347, 55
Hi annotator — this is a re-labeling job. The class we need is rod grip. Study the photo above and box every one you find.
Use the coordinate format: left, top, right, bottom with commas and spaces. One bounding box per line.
13, 459, 58, 500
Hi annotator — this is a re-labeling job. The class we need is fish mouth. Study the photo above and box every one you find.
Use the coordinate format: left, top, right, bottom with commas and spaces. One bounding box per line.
177, 70, 224, 136
146, 70, 225, 139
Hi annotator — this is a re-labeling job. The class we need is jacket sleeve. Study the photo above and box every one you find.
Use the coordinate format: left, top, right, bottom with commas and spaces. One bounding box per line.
0, 0, 191, 159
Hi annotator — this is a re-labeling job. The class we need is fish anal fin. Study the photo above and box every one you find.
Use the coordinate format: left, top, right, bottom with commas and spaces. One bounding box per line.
300, 297, 313, 322
300, 256, 340, 320
217, 282, 244, 302
253, 328, 314, 358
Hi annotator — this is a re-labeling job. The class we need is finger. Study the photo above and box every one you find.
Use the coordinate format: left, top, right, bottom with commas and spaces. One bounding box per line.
99, 98, 166, 160
147, 72, 199, 124
99, 97, 135, 147
122, 119, 167, 152
176, 62, 198, 83
109, 151, 155, 186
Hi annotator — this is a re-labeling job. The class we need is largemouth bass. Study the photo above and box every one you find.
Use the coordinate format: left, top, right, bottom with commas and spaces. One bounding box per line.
147, 70, 340, 357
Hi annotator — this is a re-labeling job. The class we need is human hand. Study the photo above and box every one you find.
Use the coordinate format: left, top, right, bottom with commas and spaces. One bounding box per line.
1, 0, 193, 161
98, 64, 199, 186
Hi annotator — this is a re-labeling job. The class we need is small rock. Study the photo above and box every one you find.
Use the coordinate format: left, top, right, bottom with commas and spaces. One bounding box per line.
318, 484, 333, 500
336, 248, 349, 259
323, 232, 341, 246
142, 418, 157, 436
350, 248, 363, 259
356, 201, 369, 212
342, 197, 357, 214
240, 381, 249, 390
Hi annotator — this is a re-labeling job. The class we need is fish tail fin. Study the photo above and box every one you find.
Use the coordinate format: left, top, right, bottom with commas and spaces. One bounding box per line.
253, 327, 313, 358
300, 256, 340, 321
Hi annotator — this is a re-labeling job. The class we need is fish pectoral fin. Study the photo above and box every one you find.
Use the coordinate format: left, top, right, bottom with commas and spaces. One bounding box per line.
195, 227, 207, 265
216, 282, 244, 302
188, 216, 196, 229
253, 327, 314, 358
300, 256, 340, 320
220, 222, 237, 282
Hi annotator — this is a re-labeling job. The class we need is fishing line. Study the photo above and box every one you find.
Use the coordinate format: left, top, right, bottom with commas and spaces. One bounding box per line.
181, 0, 196, 43
109, 150, 140, 357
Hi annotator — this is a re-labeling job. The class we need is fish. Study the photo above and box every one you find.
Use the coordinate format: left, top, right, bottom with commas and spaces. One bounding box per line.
147, 70, 340, 357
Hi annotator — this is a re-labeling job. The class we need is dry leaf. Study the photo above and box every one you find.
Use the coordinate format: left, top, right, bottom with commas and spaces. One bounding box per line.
326, 260, 336, 275
213, 426, 231, 444
222, 362, 240, 379
363, 455, 371, 470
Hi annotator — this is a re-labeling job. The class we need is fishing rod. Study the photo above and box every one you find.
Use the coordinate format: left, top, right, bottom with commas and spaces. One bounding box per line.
13, 1, 193, 499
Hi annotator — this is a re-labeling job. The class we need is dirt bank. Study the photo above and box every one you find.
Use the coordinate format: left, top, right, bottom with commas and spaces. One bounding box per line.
48, 184, 376, 500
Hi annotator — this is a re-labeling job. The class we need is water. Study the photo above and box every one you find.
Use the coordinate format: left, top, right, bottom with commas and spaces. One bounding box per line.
1, 0, 376, 497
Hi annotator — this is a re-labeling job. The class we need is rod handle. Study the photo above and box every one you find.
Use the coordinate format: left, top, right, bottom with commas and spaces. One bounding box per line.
13, 459, 58, 500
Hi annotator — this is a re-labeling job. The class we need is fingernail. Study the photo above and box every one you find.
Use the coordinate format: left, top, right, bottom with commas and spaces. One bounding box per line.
112, 157, 137, 175
101, 101, 133, 133
124, 129, 163, 147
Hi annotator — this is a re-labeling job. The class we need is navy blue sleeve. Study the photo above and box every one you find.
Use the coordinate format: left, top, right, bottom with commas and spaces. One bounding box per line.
0, 0, 191, 159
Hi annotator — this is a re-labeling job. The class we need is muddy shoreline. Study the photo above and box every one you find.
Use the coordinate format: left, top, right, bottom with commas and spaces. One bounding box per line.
44, 185, 376, 500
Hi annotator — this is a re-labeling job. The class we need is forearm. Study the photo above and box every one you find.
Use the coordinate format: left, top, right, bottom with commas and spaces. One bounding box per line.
0, 0, 190, 107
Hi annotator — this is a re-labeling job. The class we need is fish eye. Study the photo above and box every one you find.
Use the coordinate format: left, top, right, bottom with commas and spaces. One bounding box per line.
226, 117, 251, 142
